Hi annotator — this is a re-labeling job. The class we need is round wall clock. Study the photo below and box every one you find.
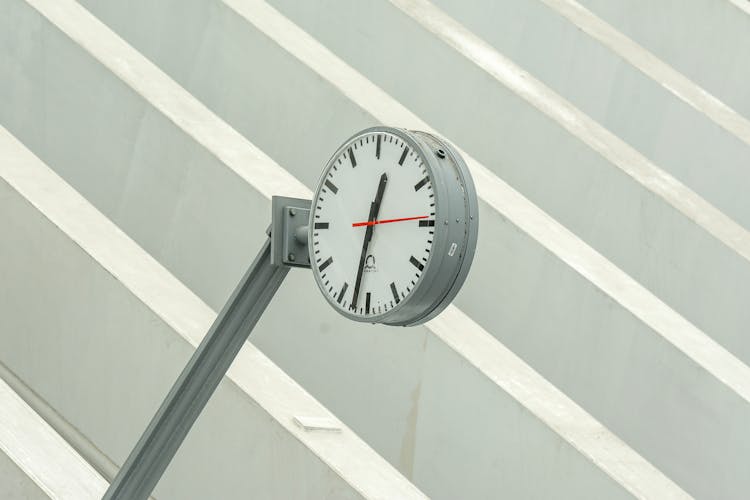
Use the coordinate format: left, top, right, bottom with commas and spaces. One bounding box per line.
309, 127, 478, 326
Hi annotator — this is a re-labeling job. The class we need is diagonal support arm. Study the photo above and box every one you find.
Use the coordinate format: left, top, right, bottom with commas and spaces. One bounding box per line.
103, 196, 311, 500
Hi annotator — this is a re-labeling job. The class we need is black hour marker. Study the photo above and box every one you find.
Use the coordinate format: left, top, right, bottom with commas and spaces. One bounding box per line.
399, 146, 409, 165
337, 282, 349, 304
419, 220, 435, 227
390, 282, 401, 304
314, 222, 329, 229
319, 256, 333, 271
414, 176, 429, 191
376, 135, 381, 159
365, 292, 371, 315
409, 256, 424, 271
348, 147, 357, 167
324, 179, 338, 194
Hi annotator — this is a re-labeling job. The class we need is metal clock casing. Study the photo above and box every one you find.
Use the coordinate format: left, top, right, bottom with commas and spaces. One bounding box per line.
308, 127, 478, 326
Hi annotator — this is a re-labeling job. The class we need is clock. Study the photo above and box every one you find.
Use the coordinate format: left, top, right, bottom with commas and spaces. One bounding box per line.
308, 127, 478, 326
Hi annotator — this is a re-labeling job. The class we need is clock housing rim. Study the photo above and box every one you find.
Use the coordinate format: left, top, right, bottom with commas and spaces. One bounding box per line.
308, 126, 445, 325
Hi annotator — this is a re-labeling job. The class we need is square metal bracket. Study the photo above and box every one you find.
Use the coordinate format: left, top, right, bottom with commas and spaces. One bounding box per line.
271, 196, 312, 269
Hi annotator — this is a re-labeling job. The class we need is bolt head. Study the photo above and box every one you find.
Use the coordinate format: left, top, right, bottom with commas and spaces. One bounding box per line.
288, 253, 296, 262
289, 208, 296, 216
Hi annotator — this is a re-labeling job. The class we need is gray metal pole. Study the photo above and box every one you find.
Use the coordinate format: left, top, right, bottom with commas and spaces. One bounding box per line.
103, 237, 287, 500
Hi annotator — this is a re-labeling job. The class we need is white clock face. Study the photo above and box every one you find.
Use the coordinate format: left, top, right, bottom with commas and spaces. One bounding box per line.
311, 130, 436, 319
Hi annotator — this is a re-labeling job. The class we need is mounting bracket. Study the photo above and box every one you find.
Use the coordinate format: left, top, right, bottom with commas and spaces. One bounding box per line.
271, 196, 311, 268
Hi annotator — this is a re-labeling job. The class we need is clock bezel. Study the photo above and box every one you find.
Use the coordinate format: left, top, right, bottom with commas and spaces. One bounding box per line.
308, 126, 478, 326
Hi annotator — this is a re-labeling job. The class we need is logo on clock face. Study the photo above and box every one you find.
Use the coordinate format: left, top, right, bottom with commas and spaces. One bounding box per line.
364, 254, 377, 272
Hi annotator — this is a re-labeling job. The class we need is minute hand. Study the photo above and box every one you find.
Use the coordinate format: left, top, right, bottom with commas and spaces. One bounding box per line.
352, 173, 388, 310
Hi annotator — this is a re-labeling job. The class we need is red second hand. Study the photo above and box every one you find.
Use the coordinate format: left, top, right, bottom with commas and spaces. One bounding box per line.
352, 215, 428, 227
